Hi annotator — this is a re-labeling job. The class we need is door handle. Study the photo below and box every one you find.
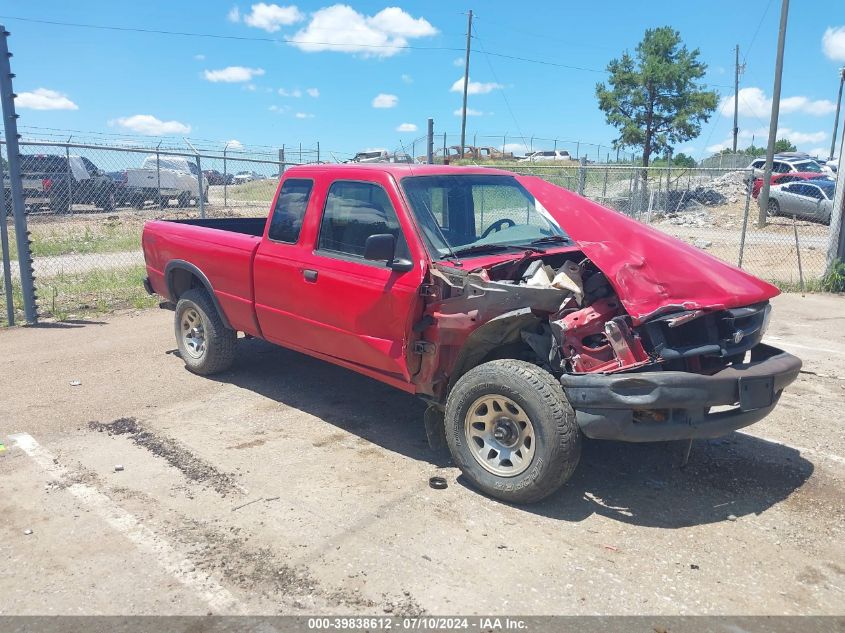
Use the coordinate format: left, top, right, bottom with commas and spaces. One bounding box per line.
303, 269, 318, 282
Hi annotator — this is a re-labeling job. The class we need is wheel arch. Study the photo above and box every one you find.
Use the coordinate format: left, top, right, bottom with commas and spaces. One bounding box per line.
447, 308, 544, 395
164, 259, 233, 330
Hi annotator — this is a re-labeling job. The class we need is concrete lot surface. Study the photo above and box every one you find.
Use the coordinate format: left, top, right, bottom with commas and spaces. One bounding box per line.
0, 293, 843, 615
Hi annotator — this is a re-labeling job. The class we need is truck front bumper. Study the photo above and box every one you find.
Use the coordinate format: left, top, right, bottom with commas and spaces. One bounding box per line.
560, 344, 801, 442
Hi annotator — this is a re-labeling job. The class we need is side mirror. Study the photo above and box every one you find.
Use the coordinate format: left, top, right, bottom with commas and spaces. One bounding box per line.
363, 234, 413, 272
364, 233, 396, 262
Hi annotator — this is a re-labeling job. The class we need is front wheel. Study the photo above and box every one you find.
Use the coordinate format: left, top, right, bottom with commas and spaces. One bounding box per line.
174, 289, 237, 375
767, 199, 780, 217
445, 360, 581, 504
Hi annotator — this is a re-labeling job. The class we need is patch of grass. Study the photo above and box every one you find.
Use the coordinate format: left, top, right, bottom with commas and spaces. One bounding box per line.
224, 179, 278, 203
8, 220, 142, 258
35, 264, 156, 321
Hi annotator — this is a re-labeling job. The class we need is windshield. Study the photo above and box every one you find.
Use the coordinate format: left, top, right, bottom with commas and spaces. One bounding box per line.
794, 161, 822, 173
401, 174, 568, 258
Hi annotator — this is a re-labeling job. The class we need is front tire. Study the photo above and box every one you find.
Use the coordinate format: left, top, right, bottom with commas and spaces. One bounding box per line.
174, 288, 236, 375
445, 360, 581, 504
767, 199, 780, 217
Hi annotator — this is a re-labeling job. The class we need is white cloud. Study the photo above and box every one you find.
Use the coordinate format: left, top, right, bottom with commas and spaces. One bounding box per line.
822, 26, 845, 61
204, 66, 265, 82
808, 147, 829, 157
452, 57, 464, 67
401, 74, 413, 84
777, 128, 826, 145
289, 5, 437, 58
16, 88, 78, 111
450, 76, 502, 95
244, 83, 257, 92
306, 87, 319, 97
453, 108, 485, 116
227, 6, 240, 22
719, 87, 836, 118
294, 112, 314, 119
243, 3, 304, 32
194, 54, 206, 61
110, 114, 191, 136
372, 93, 398, 108
396, 123, 417, 132
278, 87, 303, 97
226, 139, 244, 149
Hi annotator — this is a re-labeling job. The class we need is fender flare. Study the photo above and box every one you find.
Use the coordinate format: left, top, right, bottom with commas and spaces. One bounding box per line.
163, 259, 233, 330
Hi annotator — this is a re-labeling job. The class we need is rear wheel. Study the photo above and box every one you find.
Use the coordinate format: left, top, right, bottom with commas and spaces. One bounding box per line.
174, 288, 236, 375
177, 192, 191, 207
767, 199, 780, 217
445, 360, 581, 504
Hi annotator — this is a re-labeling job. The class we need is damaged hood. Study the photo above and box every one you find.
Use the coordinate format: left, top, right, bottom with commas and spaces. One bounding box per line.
518, 175, 779, 323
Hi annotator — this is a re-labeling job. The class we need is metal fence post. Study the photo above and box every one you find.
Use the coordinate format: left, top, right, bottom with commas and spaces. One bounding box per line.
65, 142, 73, 215
0, 154, 14, 325
317, 141, 320, 164
156, 141, 162, 208
738, 171, 752, 267
223, 143, 229, 208
195, 154, 204, 219
577, 156, 587, 196
427, 118, 434, 165
602, 165, 609, 201
825, 124, 845, 273
0, 25, 36, 323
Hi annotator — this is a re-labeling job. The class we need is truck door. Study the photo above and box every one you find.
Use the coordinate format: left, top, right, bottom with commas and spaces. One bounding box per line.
255, 174, 426, 384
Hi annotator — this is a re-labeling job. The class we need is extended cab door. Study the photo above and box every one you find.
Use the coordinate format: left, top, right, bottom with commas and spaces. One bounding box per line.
253, 171, 427, 386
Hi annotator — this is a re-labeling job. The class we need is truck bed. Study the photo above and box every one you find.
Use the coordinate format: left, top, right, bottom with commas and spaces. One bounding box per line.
167, 217, 266, 236
142, 217, 266, 336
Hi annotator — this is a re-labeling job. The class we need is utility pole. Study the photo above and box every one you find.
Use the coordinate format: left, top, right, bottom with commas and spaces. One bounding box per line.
732, 44, 744, 153
757, 0, 789, 229
459, 9, 473, 160
829, 67, 845, 162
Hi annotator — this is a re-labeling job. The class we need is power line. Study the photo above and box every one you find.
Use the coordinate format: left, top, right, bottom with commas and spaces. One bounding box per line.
0, 15, 466, 52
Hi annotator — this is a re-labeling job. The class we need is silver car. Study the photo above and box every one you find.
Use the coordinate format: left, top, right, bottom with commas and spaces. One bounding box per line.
766, 180, 835, 224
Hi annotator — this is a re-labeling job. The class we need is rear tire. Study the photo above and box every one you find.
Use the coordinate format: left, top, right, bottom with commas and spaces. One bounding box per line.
767, 199, 780, 217
174, 288, 236, 375
177, 192, 191, 208
445, 360, 581, 504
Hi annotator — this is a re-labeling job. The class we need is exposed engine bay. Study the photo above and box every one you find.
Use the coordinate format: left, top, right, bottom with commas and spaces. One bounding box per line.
420, 251, 772, 395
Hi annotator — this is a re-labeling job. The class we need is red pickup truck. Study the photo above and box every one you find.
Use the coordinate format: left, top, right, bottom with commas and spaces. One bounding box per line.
142, 164, 801, 503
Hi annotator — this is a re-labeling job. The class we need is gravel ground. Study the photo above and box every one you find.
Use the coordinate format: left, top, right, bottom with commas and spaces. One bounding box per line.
0, 294, 843, 616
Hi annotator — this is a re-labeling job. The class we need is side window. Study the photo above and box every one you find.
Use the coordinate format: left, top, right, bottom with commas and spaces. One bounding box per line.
318, 181, 404, 259
805, 186, 823, 200
752, 160, 764, 169
783, 184, 800, 194
773, 162, 790, 174
268, 179, 313, 243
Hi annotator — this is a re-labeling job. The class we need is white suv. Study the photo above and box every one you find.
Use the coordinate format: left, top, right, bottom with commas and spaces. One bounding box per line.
748, 154, 826, 179
519, 150, 573, 162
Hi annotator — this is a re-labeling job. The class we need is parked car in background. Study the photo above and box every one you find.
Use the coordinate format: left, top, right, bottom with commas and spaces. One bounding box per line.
765, 180, 835, 224
519, 150, 573, 162
826, 158, 838, 173
4, 154, 117, 214
349, 150, 389, 164
203, 169, 233, 186
748, 154, 826, 180
234, 171, 259, 184
751, 171, 833, 198
125, 156, 208, 208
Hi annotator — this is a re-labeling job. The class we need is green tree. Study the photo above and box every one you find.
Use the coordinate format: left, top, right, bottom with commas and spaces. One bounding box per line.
596, 27, 718, 170
671, 152, 697, 167
774, 138, 797, 153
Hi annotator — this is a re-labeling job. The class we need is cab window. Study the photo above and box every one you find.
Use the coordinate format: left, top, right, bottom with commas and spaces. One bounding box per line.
268, 179, 313, 243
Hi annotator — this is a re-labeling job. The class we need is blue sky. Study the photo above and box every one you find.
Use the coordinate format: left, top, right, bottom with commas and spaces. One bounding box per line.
4, 0, 845, 160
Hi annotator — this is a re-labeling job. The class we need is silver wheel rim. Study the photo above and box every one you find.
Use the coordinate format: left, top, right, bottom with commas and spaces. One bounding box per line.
464, 394, 536, 477
180, 308, 206, 359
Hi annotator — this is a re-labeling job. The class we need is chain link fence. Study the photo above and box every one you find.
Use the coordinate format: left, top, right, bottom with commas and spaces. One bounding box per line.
505, 162, 833, 289
1, 139, 311, 323
0, 139, 839, 325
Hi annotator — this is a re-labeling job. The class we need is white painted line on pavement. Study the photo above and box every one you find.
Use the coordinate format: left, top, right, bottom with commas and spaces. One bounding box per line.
8, 432, 247, 614
737, 431, 845, 467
